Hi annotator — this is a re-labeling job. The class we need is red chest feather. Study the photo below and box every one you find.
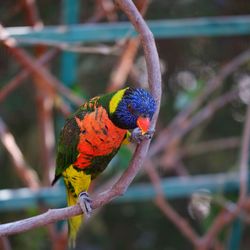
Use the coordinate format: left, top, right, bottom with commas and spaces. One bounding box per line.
74, 106, 127, 169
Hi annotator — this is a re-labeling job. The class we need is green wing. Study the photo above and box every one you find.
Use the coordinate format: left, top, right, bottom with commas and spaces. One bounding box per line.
52, 115, 82, 184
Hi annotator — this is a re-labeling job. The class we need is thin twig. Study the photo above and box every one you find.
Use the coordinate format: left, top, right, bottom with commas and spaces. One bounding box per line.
97, 0, 117, 22
15, 40, 122, 55
151, 89, 238, 159
22, 0, 55, 187
197, 104, 250, 249
198, 206, 242, 250
36, 93, 55, 186
0, 49, 58, 103
0, 118, 40, 189
144, 161, 199, 247
86, 1, 108, 23
169, 49, 250, 132
181, 137, 240, 157
150, 49, 250, 157
0, 236, 12, 250
239, 105, 250, 200
21, 0, 43, 28
0, 24, 83, 106
20, 2, 62, 249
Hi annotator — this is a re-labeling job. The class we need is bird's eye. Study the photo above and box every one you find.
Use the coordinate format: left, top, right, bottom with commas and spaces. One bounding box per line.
127, 104, 134, 114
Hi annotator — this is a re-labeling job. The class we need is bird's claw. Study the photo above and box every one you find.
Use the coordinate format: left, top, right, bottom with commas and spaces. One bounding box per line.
130, 127, 155, 144
78, 191, 92, 219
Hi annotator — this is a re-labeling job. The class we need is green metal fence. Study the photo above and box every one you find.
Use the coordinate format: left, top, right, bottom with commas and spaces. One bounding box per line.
7, 15, 250, 44
0, 172, 242, 211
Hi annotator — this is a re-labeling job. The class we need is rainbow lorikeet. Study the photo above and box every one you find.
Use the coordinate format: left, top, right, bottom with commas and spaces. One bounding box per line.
52, 87, 156, 246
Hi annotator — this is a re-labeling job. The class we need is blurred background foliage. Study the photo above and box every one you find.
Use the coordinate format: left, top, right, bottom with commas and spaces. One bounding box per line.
1, 0, 250, 249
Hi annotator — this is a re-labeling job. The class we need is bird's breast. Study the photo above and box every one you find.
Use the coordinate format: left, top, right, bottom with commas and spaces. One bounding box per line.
73, 106, 127, 169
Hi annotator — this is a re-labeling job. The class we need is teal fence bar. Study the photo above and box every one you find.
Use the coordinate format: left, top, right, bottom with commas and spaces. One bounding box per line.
228, 219, 243, 250
0, 172, 240, 212
5, 15, 250, 45
60, 0, 80, 86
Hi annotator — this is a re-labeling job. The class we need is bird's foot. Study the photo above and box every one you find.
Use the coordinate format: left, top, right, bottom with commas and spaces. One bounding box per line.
78, 191, 92, 219
130, 127, 155, 144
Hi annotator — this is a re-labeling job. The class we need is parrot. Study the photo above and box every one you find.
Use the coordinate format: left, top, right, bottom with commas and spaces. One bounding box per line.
52, 87, 156, 247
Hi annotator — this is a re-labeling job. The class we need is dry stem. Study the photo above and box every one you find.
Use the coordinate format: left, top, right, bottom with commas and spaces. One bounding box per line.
0, 118, 40, 189
0, 49, 58, 103
145, 162, 199, 247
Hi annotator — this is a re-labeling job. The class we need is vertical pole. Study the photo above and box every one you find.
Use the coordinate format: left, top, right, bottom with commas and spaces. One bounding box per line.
228, 219, 243, 250
60, 0, 80, 87
57, 0, 80, 133
228, 149, 250, 250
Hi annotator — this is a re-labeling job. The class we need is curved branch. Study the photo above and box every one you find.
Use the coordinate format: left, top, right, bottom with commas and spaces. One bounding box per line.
0, 0, 161, 236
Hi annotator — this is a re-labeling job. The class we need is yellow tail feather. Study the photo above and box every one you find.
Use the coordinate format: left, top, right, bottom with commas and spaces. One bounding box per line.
63, 164, 92, 248
67, 190, 83, 248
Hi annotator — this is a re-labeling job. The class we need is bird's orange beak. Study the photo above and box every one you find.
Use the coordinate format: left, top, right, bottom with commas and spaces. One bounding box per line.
137, 116, 150, 135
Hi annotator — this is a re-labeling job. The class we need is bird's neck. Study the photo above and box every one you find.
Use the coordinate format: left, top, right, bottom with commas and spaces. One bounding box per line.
98, 88, 129, 129
99, 88, 128, 114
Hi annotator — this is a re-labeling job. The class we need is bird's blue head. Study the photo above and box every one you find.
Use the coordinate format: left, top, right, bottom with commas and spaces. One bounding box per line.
109, 87, 156, 132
